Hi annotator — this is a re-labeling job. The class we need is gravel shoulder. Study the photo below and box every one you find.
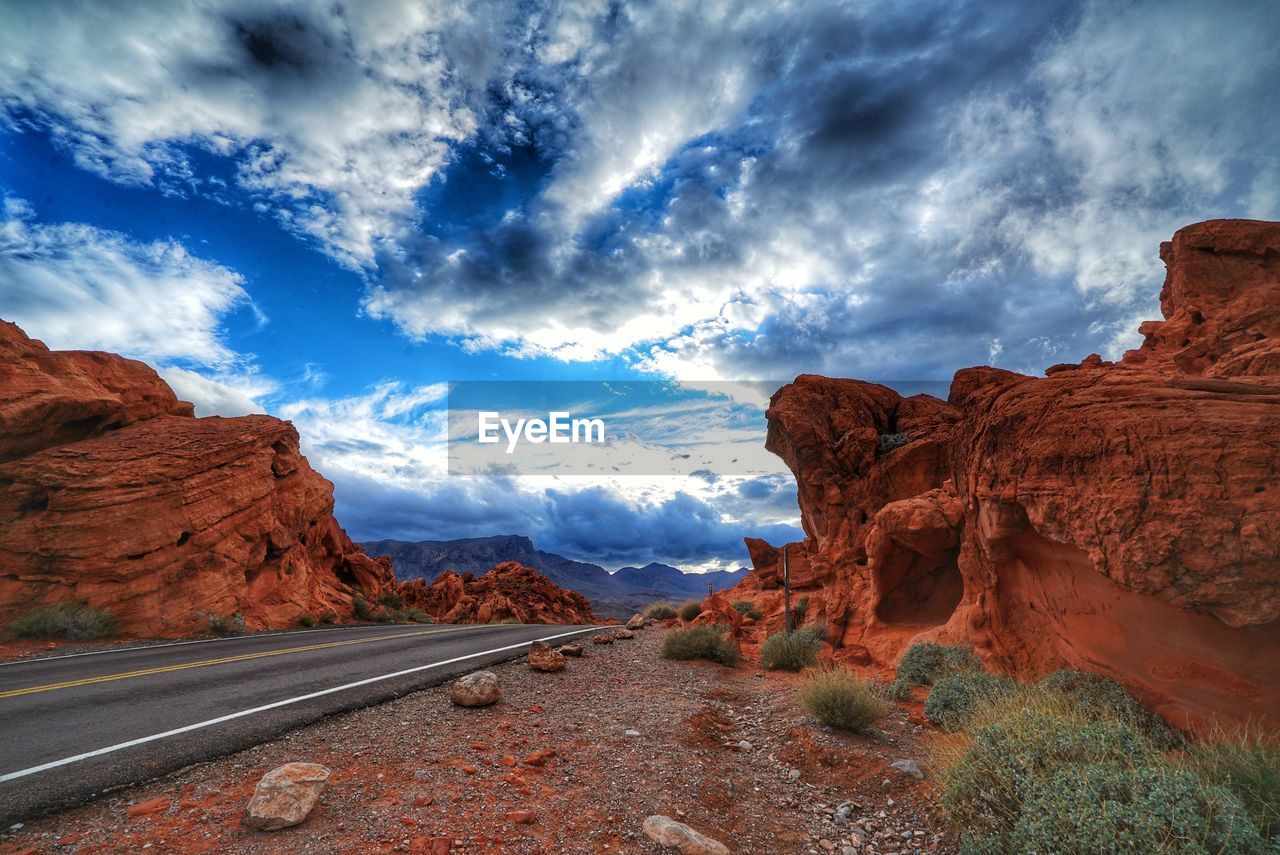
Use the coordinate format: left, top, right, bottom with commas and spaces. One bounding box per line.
0, 627, 956, 855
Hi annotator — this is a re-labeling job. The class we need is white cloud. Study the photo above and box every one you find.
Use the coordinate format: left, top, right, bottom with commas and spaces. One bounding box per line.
155, 365, 276, 417
0, 203, 251, 368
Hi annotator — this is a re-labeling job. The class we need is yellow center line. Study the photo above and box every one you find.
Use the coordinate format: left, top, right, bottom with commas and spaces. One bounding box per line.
0, 625, 483, 700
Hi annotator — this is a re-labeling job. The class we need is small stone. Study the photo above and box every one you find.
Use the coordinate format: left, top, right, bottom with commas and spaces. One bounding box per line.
626, 614, 646, 630
881, 779, 892, 791
505, 810, 537, 824
593, 634, 614, 645
244, 763, 330, 831
558, 643, 584, 657
450, 671, 502, 707
624, 729, 641, 738
612, 628, 636, 639
527, 641, 566, 672
889, 759, 924, 780
819, 841, 836, 852
788, 769, 802, 781
737, 740, 752, 751
642, 815, 731, 855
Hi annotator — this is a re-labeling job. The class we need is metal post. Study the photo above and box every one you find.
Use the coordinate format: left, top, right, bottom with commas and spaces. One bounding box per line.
707, 578, 713, 599
783, 543, 791, 635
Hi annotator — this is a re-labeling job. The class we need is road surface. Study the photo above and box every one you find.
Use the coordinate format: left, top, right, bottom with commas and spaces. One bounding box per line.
0, 622, 601, 822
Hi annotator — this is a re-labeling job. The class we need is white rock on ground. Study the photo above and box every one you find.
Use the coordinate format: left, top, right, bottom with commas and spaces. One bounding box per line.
450, 670, 502, 707
244, 762, 330, 831
889, 759, 924, 780
642, 815, 731, 855
612, 628, 636, 639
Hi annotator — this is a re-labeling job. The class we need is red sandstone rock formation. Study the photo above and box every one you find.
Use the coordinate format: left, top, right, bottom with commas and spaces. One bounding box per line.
0, 321, 397, 636
399, 561, 596, 625
729, 219, 1280, 729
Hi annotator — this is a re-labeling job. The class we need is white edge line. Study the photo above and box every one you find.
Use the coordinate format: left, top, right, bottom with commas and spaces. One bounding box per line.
0, 623, 416, 668
0, 626, 600, 784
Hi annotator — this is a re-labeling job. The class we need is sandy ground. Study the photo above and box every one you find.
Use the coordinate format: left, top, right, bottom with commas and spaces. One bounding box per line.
0, 627, 956, 855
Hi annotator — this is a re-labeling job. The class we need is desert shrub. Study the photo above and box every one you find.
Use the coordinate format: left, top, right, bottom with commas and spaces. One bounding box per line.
877, 432, 911, 454
938, 696, 1267, 854
890, 642, 982, 699
353, 595, 373, 619
760, 629, 821, 670
318, 609, 338, 625
406, 609, 433, 623
925, 672, 1017, 730
297, 612, 317, 628
1188, 726, 1280, 841
205, 612, 245, 635
644, 602, 677, 620
678, 599, 703, 622
370, 608, 393, 623
7, 602, 117, 640
661, 625, 739, 666
789, 594, 809, 628
378, 592, 405, 609
730, 600, 763, 620
988, 762, 1266, 854
799, 667, 890, 732
1039, 669, 1180, 748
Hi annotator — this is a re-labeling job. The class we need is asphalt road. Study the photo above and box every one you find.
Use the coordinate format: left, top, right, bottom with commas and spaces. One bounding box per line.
0, 622, 602, 823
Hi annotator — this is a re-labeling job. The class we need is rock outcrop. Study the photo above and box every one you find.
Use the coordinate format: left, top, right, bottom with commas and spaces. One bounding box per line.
399, 561, 596, 625
0, 321, 397, 636
728, 220, 1280, 729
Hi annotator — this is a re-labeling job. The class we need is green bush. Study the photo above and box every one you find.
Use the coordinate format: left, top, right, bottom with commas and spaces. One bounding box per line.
318, 609, 338, 625
890, 642, 982, 698
925, 672, 1016, 730
205, 612, 245, 635
644, 602, 677, 620
406, 608, 434, 623
660, 625, 739, 666
877, 432, 911, 454
799, 667, 890, 733
353, 595, 373, 619
730, 600, 763, 620
297, 612, 317, 628
7, 602, 117, 640
378, 592, 405, 609
1189, 727, 1280, 841
790, 594, 809, 628
760, 629, 821, 671
940, 702, 1267, 854
678, 599, 703, 622
371, 608, 393, 623
1039, 669, 1179, 748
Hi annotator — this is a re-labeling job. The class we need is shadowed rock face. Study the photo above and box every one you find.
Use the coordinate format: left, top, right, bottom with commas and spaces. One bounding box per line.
0, 321, 397, 636
725, 219, 1280, 730
399, 561, 597, 625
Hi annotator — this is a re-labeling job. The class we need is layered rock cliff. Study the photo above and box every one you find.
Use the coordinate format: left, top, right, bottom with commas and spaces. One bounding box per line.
726, 219, 1280, 729
399, 561, 597, 625
0, 321, 397, 636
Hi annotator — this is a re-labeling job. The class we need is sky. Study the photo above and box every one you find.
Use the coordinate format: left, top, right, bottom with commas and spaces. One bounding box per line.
1, 0, 1277, 571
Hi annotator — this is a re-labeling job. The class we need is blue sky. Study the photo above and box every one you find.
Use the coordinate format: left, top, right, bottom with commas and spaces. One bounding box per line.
1, 0, 1277, 571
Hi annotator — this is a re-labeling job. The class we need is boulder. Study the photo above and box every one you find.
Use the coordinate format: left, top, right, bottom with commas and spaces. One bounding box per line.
642, 815, 731, 855
626, 613, 645, 630
557, 642, 584, 657
723, 220, 1280, 730
397, 562, 595, 626
592, 634, 614, 645
0, 322, 398, 636
450, 671, 502, 707
244, 762, 330, 831
527, 640, 566, 672
612, 628, 636, 640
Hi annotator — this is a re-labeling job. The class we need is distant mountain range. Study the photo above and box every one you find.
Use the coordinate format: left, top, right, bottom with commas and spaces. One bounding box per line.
360, 535, 749, 617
